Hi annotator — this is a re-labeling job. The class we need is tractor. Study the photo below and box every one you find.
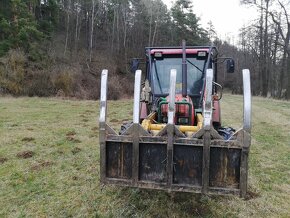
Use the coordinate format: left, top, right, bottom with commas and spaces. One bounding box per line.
99, 41, 251, 197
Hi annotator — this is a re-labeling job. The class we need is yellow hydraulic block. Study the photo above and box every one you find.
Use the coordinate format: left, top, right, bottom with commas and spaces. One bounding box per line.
141, 113, 204, 135
141, 112, 157, 130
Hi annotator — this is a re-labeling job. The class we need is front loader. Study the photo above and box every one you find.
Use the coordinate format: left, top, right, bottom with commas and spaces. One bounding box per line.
99, 41, 251, 197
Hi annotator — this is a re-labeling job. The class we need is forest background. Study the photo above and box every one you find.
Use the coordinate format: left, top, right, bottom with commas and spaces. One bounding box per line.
0, 0, 289, 99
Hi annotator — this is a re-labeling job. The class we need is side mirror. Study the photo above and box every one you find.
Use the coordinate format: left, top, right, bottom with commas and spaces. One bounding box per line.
226, 59, 235, 73
131, 58, 140, 74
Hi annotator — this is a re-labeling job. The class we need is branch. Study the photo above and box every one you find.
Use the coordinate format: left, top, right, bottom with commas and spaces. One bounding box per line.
246, 43, 260, 60
278, 0, 289, 25
269, 11, 286, 41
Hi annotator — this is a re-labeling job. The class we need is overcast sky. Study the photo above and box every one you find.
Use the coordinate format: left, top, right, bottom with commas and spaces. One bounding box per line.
163, 0, 257, 44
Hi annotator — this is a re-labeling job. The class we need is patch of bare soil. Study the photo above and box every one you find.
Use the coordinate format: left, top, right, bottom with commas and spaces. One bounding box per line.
0, 157, 8, 164
16, 150, 35, 159
66, 131, 81, 143
85, 110, 94, 114
66, 131, 76, 136
25, 143, 36, 147
91, 127, 98, 131
245, 190, 260, 200
71, 147, 82, 155
21, 137, 35, 142
57, 150, 64, 154
66, 135, 81, 143
31, 161, 53, 171
72, 176, 79, 180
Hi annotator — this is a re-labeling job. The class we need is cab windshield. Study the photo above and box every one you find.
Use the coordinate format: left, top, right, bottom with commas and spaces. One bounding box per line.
152, 55, 207, 96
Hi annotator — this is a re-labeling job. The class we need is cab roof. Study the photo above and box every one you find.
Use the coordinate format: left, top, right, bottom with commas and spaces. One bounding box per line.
146, 46, 212, 55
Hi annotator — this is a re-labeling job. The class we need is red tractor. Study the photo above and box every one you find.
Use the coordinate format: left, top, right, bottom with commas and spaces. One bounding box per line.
99, 41, 251, 197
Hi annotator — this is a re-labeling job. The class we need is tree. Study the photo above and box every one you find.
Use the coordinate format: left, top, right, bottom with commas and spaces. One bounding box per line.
240, 0, 290, 99
171, 0, 208, 45
269, 0, 290, 98
0, 0, 57, 57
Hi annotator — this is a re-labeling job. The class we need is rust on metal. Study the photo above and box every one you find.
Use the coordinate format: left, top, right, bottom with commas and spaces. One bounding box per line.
101, 123, 249, 196
106, 142, 132, 179
209, 147, 241, 188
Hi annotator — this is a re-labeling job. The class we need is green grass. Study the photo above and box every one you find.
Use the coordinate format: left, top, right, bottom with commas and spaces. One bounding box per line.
0, 95, 289, 217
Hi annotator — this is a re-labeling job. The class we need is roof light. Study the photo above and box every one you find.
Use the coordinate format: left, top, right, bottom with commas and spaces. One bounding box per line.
197, 51, 207, 57
154, 52, 163, 58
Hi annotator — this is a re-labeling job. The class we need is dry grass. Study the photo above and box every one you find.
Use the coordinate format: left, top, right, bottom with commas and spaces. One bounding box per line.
0, 95, 289, 217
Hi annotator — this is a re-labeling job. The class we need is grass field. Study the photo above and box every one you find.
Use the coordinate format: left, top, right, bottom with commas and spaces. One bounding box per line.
0, 95, 289, 217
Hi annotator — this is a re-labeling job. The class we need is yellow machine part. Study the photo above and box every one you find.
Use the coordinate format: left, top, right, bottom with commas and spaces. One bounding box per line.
141, 113, 203, 136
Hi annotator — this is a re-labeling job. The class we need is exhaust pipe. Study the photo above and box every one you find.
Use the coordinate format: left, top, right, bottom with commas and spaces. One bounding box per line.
182, 40, 187, 97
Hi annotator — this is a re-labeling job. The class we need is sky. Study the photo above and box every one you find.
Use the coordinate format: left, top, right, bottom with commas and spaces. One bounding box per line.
163, 0, 257, 44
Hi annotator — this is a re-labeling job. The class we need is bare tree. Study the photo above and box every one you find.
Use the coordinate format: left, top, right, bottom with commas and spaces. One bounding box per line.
64, 0, 71, 56
89, 0, 95, 62
240, 0, 290, 99
269, 0, 290, 98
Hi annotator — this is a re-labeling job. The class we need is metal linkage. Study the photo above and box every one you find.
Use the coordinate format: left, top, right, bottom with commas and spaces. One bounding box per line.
242, 69, 251, 133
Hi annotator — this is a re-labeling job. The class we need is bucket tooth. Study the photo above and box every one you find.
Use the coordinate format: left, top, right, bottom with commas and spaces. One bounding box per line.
203, 69, 213, 130
99, 69, 108, 125
133, 70, 142, 124
99, 69, 108, 183
240, 69, 252, 198
168, 69, 177, 125
242, 69, 251, 133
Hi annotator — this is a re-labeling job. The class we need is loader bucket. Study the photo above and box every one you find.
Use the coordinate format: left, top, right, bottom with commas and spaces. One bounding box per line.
99, 69, 251, 197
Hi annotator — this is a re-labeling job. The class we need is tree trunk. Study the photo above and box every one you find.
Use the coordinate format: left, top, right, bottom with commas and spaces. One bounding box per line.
261, 0, 269, 97
258, 0, 264, 96
148, 3, 153, 46
89, 0, 95, 62
152, 5, 160, 47
74, 0, 79, 52
123, 6, 127, 48
64, 0, 71, 56
111, 7, 116, 53
271, 24, 279, 97
286, 51, 290, 99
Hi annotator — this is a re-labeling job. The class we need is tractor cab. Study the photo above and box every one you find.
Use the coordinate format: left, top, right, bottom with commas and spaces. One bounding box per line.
143, 46, 219, 128
148, 49, 208, 96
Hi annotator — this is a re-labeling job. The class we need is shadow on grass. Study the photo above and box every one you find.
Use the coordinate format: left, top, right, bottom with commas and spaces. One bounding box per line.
97, 186, 224, 217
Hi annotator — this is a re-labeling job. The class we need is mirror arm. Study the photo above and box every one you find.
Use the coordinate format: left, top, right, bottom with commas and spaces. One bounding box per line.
215, 57, 234, 64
